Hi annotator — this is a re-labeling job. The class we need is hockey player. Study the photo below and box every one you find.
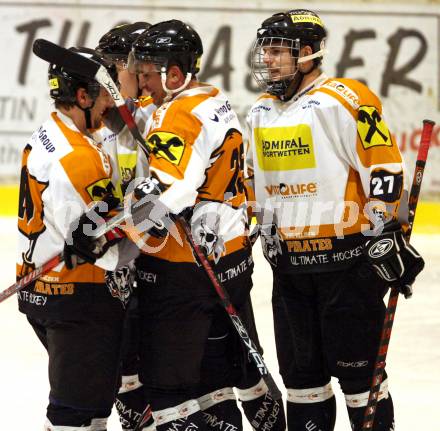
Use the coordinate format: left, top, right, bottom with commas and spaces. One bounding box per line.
125, 19, 285, 431
96, 21, 156, 192
97, 22, 149, 99
246, 9, 425, 431
17, 47, 139, 431
96, 22, 156, 431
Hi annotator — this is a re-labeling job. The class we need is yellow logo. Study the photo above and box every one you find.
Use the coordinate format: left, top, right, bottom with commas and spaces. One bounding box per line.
49, 78, 59, 89
146, 132, 185, 165
254, 124, 316, 171
86, 178, 115, 201
357, 106, 392, 150
290, 14, 324, 28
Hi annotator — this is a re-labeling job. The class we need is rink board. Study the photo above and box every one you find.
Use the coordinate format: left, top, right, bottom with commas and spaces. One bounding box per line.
1, 184, 439, 233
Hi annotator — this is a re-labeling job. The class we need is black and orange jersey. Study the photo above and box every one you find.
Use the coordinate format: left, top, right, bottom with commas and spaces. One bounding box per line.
246, 74, 408, 272
131, 85, 249, 263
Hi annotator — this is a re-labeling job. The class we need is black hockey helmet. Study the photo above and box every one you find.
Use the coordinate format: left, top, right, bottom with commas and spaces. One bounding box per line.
96, 22, 151, 63
130, 19, 203, 76
258, 10, 327, 55
251, 9, 327, 99
48, 47, 118, 104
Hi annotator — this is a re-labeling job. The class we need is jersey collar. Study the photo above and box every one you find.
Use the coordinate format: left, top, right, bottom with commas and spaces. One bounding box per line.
291, 73, 328, 103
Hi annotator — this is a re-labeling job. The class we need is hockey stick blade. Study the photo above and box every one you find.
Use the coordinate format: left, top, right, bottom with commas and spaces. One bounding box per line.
32, 39, 145, 147
33, 39, 101, 80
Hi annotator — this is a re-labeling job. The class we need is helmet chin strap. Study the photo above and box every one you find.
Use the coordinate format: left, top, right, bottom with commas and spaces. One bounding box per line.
281, 70, 304, 101
75, 100, 95, 130
160, 67, 192, 103
281, 45, 326, 101
83, 108, 93, 129
297, 48, 326, 64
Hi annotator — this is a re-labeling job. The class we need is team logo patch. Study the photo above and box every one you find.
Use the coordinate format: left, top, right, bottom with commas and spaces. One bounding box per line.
368, 238, 394, 258
358, 106, 392, 150
156, 37, 171, 44
86, 178, 115, 201
254, 124, 315, 171
105, 266, 134, 308
321, 81, 359, 109
146, 132, 185, 165
265, 182, 317, 198
290, 14, 324, 28
49, 78, 59, 89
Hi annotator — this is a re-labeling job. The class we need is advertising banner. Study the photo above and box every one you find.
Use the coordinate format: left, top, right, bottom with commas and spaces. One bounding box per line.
1, 1, 438, 197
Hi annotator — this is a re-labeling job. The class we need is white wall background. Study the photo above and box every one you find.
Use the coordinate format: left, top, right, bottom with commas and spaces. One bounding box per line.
0, 0, 439, 197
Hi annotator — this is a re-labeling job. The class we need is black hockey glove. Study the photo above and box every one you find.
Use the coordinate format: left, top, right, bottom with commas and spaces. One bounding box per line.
132, 177, 175, 238
64, 195, 124, 269
363, 220, 424, 296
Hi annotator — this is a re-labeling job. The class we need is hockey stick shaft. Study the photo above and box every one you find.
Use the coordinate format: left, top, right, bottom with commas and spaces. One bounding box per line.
0, 254, 62, 303
0, 200, 127, 303
178, 218, 282, 400
133, 404, 153, 431
1, 201, 142, 303
361, 119, 435, 430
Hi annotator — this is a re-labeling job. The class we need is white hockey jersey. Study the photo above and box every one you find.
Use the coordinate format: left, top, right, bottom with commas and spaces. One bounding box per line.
129, 84, 249, 264
246, 74, 408, 273
17, 111, 131, 318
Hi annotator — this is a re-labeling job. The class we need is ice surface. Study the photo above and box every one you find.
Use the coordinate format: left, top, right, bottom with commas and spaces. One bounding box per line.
1, 216, 438, 430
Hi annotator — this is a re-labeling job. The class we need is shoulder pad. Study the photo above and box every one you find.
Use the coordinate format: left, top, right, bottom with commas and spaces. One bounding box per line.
319, 78, 383, 112
318, 79, 360, 109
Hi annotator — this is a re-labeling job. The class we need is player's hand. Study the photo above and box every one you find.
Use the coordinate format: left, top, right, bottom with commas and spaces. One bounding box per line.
103, 98, 136, 134
132, 177, 173, 239
64, 195, 123, 269
363, 221, 424, 296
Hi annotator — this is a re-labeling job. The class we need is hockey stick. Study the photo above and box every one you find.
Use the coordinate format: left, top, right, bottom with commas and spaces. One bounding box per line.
32, 38, 145, 147
361, 119, 435, 430
32, 38, 283, 400
0, 201, 128, 304
178, 217, 282, 400
133, 404, 153, 431
0, 255, 62, 303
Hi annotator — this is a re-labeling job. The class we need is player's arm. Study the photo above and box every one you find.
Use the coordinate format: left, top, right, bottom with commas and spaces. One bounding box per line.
50, 153, 137, 270
130, 109, 212, 239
